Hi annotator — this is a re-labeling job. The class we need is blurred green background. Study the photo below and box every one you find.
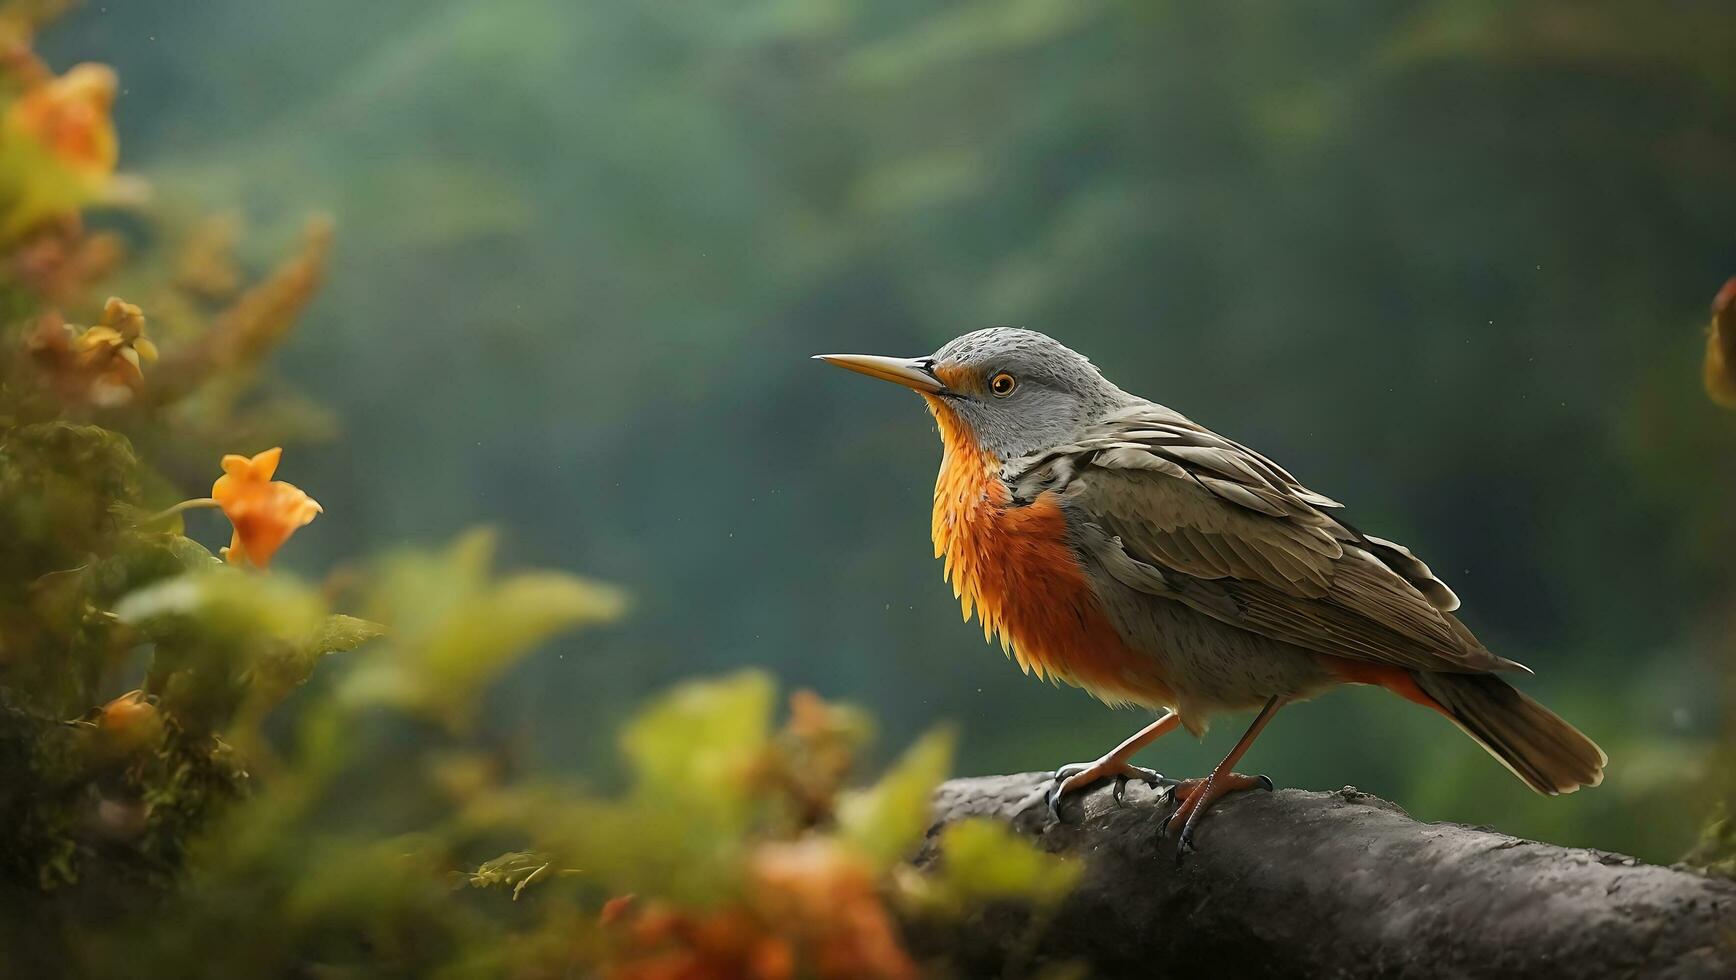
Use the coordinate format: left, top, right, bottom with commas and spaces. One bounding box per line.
43, 0, 1736, 859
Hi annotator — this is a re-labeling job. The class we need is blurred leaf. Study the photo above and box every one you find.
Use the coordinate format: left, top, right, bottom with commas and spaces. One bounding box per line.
1684, 802, 1736, 879
836, 726, 954, 870
343, 528, 625, 728
548, 795, 748, 907
276, 834, 473, 971
909, 818, 1081, 915
510, 672, 790, 907
115, 567, 325, 642
304, 613, 386, 656
116, 567, 329, 731
621, 670, 775, 809
244, 613, 386, 718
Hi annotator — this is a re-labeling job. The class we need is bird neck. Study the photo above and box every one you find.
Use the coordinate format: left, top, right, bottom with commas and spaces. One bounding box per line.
924, 394, 1010, 594
925, 394, 1005, 501
920, 394, 1172, 707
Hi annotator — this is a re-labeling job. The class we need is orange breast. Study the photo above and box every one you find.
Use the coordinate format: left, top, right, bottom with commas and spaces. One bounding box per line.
923, 397, 1174, 708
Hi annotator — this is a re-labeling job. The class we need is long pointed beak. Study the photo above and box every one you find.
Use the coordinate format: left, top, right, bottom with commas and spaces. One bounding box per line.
812, 353, 945, 394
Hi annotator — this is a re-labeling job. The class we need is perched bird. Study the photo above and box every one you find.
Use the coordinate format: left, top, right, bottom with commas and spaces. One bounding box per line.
816, 328, 1605, 852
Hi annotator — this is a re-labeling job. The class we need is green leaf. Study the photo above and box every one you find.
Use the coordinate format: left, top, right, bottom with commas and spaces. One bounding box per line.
921, 818, 1081, 911
341, 528, 625, 728
115, 568, 326, 644
1685, 802, 1736, 879
115, 568, 330, 732
620, 670, 775, 811
835, 726, 955, 870
244, 614, 388, 715
305, 614, 386, 656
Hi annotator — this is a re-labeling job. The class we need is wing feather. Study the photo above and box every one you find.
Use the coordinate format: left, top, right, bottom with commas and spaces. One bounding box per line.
1014, 405, 1516, 675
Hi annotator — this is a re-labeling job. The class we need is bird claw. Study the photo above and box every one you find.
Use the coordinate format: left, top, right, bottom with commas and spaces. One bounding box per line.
1046, 759, 1167, 822
1163, 771, 1274, 860
1173, 774, 1271, 861
1046, 782, 1066, 824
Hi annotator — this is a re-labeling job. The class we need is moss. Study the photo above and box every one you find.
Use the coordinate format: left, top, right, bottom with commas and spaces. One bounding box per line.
1684, 802, 1736, 879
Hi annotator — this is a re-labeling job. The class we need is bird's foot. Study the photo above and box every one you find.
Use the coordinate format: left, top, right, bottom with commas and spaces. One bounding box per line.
1046, 757, 1172, 822
1163, 771, 1274, 860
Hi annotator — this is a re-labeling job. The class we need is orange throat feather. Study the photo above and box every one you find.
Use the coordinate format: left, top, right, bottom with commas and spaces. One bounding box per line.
922, 396, 1173, 708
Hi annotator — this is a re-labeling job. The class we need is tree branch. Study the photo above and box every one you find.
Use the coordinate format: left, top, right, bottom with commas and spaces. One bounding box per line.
912, 773, 1736, 979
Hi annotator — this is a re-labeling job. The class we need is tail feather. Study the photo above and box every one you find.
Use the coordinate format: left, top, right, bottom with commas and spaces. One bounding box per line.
1411, 670, 1606, 795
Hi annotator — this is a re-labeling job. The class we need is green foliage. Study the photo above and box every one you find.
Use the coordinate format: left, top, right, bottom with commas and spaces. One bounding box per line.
343, 528, 624, 729
117, 568, 382, 733
0, 420, 256, 899
0, 421, 140, 595
620, 669, 773, 811
71, 656, 1073, 978
277, 614, 387, 692
1684, 802, 1736, 879
40, 524, 642, 976
908, 818, 1082, 915
837, 727, 956, 871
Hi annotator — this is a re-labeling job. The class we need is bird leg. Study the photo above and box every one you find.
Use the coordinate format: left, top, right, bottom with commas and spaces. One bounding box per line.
1047, 710, 1181, 820
1165, 696, 1284, 857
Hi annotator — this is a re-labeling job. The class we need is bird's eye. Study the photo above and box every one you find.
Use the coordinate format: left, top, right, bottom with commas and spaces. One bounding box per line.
989, 372, 1017, 397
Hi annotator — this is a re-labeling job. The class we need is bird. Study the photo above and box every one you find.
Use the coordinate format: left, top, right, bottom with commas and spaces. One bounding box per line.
815, 328, 1606, 854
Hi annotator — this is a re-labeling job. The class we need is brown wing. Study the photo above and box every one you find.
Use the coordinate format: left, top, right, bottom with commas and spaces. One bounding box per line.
1010, 404, 1522, 675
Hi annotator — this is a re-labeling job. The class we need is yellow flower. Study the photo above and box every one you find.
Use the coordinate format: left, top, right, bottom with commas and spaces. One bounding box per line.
22, 297, 157, 404
211, 447, 322, 569
75, 296, 157, 381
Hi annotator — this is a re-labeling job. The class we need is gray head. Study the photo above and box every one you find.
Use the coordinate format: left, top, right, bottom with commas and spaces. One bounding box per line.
815, 327, 1130, 459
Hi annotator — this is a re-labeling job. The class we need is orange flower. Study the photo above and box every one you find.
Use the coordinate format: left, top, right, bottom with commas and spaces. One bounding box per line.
7, 62, 118, 178
749, 840, 917, 980
211, 447, 322, 568
1707, 277, 1736, 409
598, 842, 917, 980
602, 899, 795, 980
